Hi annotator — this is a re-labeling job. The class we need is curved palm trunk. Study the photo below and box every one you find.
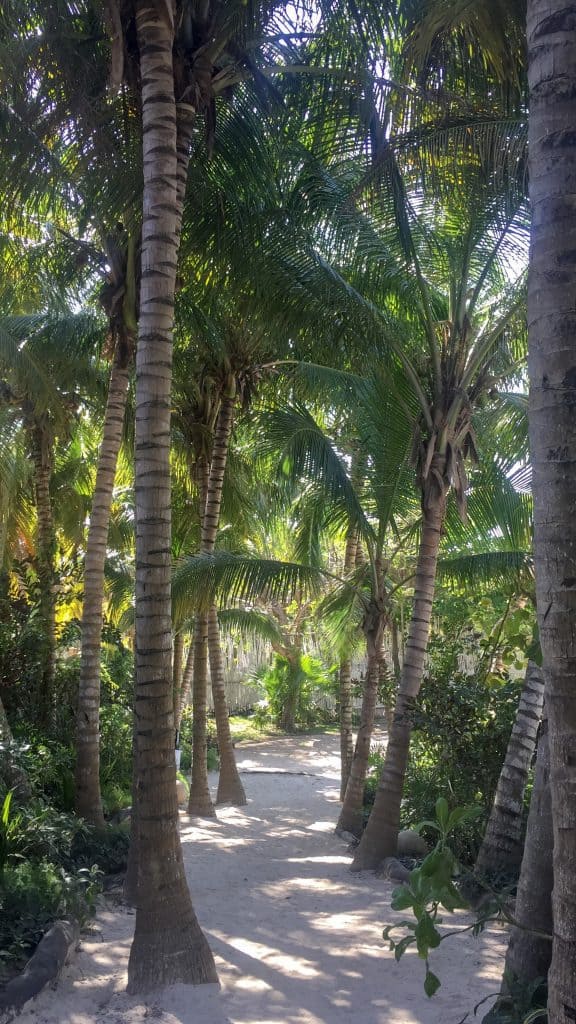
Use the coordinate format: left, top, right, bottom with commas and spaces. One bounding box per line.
187, 613, 216, 816
527, 5, 576, 1020
29, 419, 56, 729
339, 531, 358, 799
172, 629, 184, 726
352, 489, 447, 870
336, 624, 383, 837
475, 661, 544, 879
187, 455, 216, 816
75, 358, 130, 826
338, 656, 354, 799
188, 384, 246, 808
484, 703, 553, 1023
127, 0, 216, 992
176, 635, 193, 732
207, 606, 246, 805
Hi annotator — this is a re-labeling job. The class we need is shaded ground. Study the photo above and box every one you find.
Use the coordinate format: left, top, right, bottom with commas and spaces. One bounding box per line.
13, 732, 506, 1024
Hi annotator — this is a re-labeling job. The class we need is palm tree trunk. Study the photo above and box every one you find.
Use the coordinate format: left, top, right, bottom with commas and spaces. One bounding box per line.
187, 454, 216, 816
352, 488, 447, 870
338, 656, 354, 799
172, 629, 184, 727
189, 382, 246, 807
207, 605, 246, 805
339, 530, 358, 799
484, 702, 553, 1021
127, 0, 216, 992
527, 5, 576, 1020
29, 419, 56, 729
187, 613, 217, 817
336, 630, 382, 837
75, 358, 130, 826
176, 635, 193, 733
475, 661, 544, 879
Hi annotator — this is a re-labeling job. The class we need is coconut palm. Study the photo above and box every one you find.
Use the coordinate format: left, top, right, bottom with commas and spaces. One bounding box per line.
343, 140, 529, 869
526, 3, 576, 1019
0, 311, 105, 727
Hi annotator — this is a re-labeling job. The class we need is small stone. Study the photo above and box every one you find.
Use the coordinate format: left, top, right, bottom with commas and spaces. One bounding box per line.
176, 779, 188, 806
397, 829, 428, 858
377, 857, 412, 883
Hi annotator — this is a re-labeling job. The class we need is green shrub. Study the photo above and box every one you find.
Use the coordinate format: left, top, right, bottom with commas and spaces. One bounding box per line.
364, 654, 520, 864
67, 824, 130, 875
0, 860, 101, 982
99, 704, 133, 793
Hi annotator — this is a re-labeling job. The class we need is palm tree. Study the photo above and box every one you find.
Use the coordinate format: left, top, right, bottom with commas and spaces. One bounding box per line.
526, 2, 576, 1019
75, 234, 137, 827
485, 701, 552, 1022
475, 660, 544, 879
0, 311, 104, 728
348, 142, 528, 869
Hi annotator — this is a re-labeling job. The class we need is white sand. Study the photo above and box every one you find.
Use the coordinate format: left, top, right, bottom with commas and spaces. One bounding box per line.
13, 733, 506, 1024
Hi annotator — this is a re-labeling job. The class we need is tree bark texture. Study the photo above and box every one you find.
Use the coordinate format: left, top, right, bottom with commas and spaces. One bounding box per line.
475, 661, 545, 880
187, 613, 217, 817
352, 488, 447, 870
336, 627, 383, 837
207, 606, 246, 805
187, 455, 215, 817
172, 629, 184, 728
75, 359, 130, 827
485, 704, 553, 1021
527, 4, 576, 1020
177, 636, 193, 732
339, 530, 358, 799
29, 419, 56, 728
127, 0, 216, 992
189, 385, 246, 807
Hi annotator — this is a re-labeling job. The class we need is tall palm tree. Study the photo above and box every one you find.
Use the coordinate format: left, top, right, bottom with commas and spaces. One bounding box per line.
526, 3, 576, 1019
347, 141, 529, 869
0, 311, 104, 727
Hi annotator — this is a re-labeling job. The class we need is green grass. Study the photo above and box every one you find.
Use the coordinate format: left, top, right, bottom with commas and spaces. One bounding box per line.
227, 717, 339, 744
228, 716, 281, 744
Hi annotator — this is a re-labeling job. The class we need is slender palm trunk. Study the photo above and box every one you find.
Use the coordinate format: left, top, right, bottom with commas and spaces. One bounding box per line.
127, 0, 216, 991
177, 635, 193, 732
483, 704, 552, 1024
339, 531, 358, 799
75, 358, 130, 826
187, 613, 216, 816
336, 623, 383, 837
527, 5, 576, 1019
475, 661, 544, 879
188, 384, 246, 808
207, 606, 246, 805
172, 629, 184, 727
352, 488, 447, 869
187, 454, 216, 816
29, 420, 56, 729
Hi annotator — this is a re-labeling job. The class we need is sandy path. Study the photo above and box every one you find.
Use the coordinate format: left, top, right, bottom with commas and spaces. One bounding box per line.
13, 733, 506, 1024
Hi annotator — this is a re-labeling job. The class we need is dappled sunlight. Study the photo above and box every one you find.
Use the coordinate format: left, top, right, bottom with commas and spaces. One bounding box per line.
15, 734, 506, 1024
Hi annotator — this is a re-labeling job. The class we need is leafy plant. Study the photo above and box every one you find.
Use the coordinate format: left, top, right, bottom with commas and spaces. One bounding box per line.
383, 798, 482, 997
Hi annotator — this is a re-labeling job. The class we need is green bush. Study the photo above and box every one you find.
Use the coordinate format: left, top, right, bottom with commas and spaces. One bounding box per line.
0, 860, 100, 982
364, 644, 520, 864
99, 703, 133, 793
258, 653, 338, 731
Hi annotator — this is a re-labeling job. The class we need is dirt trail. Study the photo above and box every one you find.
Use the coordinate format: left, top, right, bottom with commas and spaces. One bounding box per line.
12, 733, 506, 1024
